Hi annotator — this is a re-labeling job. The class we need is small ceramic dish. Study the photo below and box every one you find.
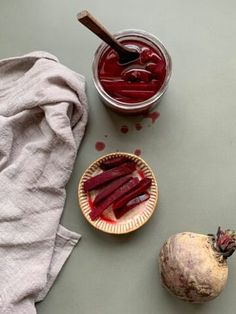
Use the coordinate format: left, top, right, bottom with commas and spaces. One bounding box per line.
78, 152, 158, 234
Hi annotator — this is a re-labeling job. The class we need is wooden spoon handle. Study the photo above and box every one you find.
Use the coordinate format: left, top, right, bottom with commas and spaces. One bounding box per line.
77, 10, 125, 54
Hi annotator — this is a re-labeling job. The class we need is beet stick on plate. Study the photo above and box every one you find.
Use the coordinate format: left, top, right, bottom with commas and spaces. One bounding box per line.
99, 156, 130, 170
90, 177, 139, 220
93, 175, 132, 205
83, 162, 136, 192
112, 178, 152, 210
114, 193, 150, 219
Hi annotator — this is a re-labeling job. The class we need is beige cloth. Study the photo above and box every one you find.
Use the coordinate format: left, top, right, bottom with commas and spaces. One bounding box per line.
0, 51, 88, 313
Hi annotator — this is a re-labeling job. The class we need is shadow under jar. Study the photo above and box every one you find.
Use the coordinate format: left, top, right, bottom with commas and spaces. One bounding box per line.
92, 29, 172, 114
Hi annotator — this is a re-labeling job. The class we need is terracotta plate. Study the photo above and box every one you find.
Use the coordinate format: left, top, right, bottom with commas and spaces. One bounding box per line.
78, 152, 158, 234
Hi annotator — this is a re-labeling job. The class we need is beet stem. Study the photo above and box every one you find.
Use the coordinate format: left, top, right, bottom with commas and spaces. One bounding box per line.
211, 227, 236, 258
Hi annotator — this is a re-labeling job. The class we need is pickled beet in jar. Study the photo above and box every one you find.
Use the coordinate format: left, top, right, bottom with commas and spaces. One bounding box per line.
93, 30, 172, 114
98, 41, 166, 103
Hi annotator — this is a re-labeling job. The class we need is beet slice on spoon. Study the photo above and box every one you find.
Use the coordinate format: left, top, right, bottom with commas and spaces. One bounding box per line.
114, 192, 150, 219
112, 177, 152, 210
93, 175, 132, 205
83, 162, 136, 192
90, 177, 139, 220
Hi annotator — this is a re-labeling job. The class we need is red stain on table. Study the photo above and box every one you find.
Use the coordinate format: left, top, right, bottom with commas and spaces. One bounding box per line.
120, 125, 129, 134
95, 141, 106, 151
135, 122, 143, 131
144, 111, 160, 123
134, 149, 141, 156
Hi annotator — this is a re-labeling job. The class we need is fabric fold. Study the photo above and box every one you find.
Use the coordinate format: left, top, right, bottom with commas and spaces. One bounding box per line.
36, 224, 81, 303
0, 51, 88, 313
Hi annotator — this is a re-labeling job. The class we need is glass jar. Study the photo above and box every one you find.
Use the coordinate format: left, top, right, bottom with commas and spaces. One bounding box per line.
92, 29, 172, 114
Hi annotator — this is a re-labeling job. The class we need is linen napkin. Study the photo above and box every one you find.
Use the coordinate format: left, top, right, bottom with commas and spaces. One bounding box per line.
0, 51, 88, 313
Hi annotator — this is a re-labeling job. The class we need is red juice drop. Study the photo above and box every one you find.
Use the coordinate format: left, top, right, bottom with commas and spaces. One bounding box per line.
120, 125, 129, 134
98, 39, 166, 104
134, 149, 141, 156
137, 170, 145, 178
135, 122, 143, 131
95, 141, 106, 151
144, 111, 160, 123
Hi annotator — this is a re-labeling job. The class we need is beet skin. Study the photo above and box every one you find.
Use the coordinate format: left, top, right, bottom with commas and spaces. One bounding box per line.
159, 230, 235, 303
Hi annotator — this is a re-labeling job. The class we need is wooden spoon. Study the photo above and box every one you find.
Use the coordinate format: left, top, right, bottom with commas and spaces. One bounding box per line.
77, 10, 139, 65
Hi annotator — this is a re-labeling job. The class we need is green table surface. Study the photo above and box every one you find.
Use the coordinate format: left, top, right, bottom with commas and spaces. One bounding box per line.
1, 1, 236, 313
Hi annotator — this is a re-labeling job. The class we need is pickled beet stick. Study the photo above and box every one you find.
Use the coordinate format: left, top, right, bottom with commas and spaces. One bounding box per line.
112, 90, 156, 101
114, 193, 150, 219
112, 178, 152, 210
84, 162, 136, 192
101, 81, 158, 92
90, 177, 139, 220
100, 156, 130, 170
93, 175, 132, 205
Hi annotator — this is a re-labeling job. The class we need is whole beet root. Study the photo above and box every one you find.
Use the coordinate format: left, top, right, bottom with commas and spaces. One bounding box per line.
159, 227, 236, 303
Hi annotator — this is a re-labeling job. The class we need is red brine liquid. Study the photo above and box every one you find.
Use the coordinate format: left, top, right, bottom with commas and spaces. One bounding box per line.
98, 39, 166, 104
